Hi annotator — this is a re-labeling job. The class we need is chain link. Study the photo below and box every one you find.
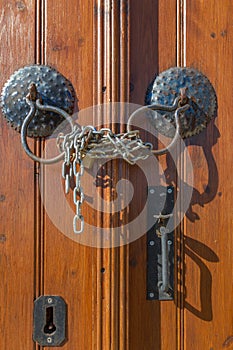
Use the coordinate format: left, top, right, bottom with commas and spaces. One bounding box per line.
60, 127, 152, 164
58, 105, 187, 234
73, 158, 85, 234
72, 139, 85, 234
59, 126, 153, 234
20, 87, 189, 235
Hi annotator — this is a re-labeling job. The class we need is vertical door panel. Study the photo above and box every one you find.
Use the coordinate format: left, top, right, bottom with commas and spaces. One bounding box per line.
0, 1, 232, 349
129, 1, 180, 349
42, 1, 130, 349
42, 1, 94, 349
184, 1, 233, 349
0, 1, 36, 349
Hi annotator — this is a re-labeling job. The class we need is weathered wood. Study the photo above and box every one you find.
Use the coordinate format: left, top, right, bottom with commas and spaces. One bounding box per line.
184, 1, 233, 349
129, 1, 178, 349
1, 1, 233, 349
0, 0, 36, 349
43, 1, 130, 349
42, 1, 94, 349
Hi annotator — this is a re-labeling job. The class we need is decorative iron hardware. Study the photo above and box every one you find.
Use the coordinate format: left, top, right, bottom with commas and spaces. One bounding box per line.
146, 67, 217, 138
127, 96, 189, 155
1, 65, 217, 234
1, 65, 217, 150
33, 295, 67, 347
147, 186, 174, 301
1, 65, 75, 138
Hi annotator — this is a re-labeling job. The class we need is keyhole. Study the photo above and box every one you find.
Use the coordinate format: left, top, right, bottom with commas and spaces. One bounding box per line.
44, 307, 56, 335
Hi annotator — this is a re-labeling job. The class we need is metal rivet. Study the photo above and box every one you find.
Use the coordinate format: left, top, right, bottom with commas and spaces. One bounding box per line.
160, 226, 166, 235
149, 189, 155, 194
167, 240, 172, 245
149, 292, 155, 298
149, 240, 155, 246
47, 337, 52, 344
47, 298, 53, 304
167, 188, 172, 194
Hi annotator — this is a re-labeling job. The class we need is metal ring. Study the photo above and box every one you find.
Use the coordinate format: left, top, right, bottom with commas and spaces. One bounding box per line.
21, 99, 74, 164
127, 98, 189, 155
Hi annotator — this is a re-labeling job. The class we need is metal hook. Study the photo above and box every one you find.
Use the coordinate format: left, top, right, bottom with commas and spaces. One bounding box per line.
127, 96, 190, 155
21, 97, 74, 164
1, 65, 217, 163
157, 226, 169, 293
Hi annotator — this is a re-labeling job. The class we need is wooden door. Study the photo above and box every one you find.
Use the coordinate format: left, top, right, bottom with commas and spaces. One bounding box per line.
0, 1, 232, 349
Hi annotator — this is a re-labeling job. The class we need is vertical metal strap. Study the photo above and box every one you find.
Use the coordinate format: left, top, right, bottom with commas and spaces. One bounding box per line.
147, 186, 174, 301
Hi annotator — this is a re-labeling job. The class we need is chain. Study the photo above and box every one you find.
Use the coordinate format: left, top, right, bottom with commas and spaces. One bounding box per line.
58, 101, 187, 234
58, 127, 152, 165
21, 86, 189, 235
61, 132, 74, 194
73, 156, 84, 234
72, 129, 86, 233
87, 130, 152, 164
58, 125, 153, 234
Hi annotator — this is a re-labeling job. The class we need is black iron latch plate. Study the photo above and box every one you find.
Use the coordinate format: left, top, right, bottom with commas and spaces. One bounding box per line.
147, 186, 174, 301
33, 295, 67, 347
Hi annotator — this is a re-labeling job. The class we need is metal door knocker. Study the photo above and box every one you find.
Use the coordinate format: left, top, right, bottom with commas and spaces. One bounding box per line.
1, 65, 217, 234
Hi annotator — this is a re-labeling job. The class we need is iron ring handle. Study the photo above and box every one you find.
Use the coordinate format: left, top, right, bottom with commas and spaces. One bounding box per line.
21, 99, 74, 164
127, 98, 190, 156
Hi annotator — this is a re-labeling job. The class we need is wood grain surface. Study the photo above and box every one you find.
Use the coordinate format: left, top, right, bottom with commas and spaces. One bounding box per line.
0, 1, 36, 349
42, 1, 94, 349
43, 1, 130, 349
184, 1, 233, 349
0, 1, 232, 349
129, 1, 179, 349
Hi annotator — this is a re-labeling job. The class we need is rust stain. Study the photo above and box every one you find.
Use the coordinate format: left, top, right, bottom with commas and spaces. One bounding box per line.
0, 195, 5, 202
52, 45, 68, 52
221, 30, 227, 37
16, 1, 26, 11
0, 234, 6, 243
223, 336, 233, 348
129, 258, 137, 267
78, 38, 85, 47
71, 270, 77, 277
53, 46, 63, 51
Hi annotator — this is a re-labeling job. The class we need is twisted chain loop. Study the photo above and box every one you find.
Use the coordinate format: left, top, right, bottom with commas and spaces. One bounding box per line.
58, 127, 152, 166
73, 157, 85, 234
20, 83, 190, 235
59, 125, 154, 234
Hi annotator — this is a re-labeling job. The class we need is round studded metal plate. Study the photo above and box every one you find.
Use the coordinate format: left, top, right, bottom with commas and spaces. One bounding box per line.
1, 65, 76, 137
146, 67, 217, 138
